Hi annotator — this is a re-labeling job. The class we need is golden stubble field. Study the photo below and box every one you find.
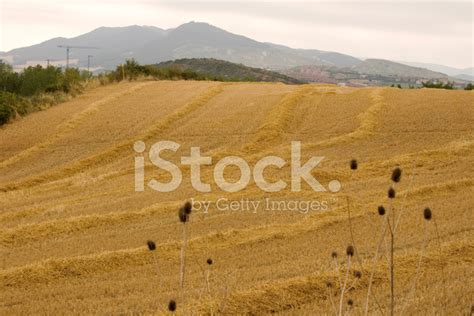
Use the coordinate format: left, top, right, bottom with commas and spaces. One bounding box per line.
0, 80, 473, 314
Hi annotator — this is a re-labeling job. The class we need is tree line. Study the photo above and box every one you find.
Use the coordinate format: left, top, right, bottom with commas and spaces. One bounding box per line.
103, 59, 225, 82
0, 61, 90, 125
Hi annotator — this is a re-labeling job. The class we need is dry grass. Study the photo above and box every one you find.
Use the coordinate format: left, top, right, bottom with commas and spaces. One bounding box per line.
0, 81, 473, 314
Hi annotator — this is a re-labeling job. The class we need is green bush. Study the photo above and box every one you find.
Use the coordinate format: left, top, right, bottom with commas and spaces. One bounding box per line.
107, 59, 213, 82
422, 80, 454, 90
19, 65, 64, 96
0, 61, 89, 125
0, 91, 17, 125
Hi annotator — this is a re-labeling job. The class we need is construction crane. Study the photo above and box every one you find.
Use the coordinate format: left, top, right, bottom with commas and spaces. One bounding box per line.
57, 45, 99, 69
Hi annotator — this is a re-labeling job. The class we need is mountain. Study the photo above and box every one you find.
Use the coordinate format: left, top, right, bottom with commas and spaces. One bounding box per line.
129, 21, 361, 69
155, 58, 303, 84
264, 43, 360, 68
453, 74, 474, 82
398, 61, 473, 78
1, 25, 165, 70
1, 22, 360, 71
0, 21, 456, 82
352, 59, 447, 79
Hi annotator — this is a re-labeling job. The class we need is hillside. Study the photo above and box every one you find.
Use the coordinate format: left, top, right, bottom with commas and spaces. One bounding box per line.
352, 59, 448, 80
155, 58, 303, 84
280, 65, 359, 85
454, 73, 474, 81
399, 61, 474, 78
2, 26, 165, 70
0, 81, 473, 314
281, 59, 460, 86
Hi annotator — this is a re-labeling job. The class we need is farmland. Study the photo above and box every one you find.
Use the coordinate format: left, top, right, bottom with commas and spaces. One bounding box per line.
0, 80, 473, 314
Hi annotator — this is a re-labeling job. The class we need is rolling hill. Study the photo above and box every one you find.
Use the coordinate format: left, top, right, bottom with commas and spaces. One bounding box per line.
280, 59, 452, 86
155, 58, 303, 84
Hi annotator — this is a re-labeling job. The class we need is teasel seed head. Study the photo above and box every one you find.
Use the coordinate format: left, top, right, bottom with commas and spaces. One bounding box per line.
147, 240, 156, 251
423, 207, 432, 221
347, 299, 354, 307
184, 201, 192, 215
178, 207, 188, 223
391, 167, 402, 183
207, 258, 213, 265
350, 159, 358, 170
388, 187, 396, 199
346, 245, 355, 257
331, 251, 338, 259
168, 300, 177, 312
378, 205, 386, 216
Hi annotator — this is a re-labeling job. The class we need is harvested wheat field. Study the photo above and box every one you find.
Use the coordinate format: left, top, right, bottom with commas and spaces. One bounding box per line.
1, 80, 473, 315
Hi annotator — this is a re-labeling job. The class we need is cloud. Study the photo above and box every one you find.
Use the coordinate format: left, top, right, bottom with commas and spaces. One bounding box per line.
149, 1, 472, 36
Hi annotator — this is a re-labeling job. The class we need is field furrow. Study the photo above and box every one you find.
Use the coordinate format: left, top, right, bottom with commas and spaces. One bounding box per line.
1, 81, 472, 314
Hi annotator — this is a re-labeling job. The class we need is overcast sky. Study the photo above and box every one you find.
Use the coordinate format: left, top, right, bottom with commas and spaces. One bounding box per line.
1, 0, 472, 68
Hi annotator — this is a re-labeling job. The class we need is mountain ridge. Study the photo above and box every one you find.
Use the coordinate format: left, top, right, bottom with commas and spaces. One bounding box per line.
398, 61, 473, 78
0, 22, 362, 71
0, 21, 457, 82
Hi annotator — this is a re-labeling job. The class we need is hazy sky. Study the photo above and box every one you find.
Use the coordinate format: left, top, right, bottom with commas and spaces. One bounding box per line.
1, 0, 472, 68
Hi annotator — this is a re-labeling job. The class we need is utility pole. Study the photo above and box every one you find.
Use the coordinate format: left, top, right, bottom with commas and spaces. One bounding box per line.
47, 59, 50, 67
87, 55, 93, 72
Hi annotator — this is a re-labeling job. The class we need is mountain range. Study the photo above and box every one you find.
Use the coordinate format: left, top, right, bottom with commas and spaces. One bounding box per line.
397, 61, 474, 81
1, 21, 471, 83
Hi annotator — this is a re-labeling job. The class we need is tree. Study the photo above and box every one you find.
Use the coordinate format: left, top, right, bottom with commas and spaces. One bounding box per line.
19, 65, 63, 96
0, 60, 20, 93
63, 68, 82, 92
123, 59, 142, 80
422, 80, 455, 90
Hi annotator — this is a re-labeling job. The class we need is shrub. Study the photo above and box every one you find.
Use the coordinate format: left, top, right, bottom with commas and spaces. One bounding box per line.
0, 91, 18, 125
0, 62, 88, 125
19, 65, 63, 96
0, 61, 20, 93
422, 80, 454, 90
